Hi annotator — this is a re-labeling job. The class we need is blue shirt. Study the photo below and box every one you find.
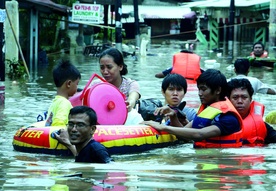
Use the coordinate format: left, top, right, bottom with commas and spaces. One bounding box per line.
211, 113, 240, 136
75, 139, 113, 163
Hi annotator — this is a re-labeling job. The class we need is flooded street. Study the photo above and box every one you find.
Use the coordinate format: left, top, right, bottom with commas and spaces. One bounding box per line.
0, 41, 276, 190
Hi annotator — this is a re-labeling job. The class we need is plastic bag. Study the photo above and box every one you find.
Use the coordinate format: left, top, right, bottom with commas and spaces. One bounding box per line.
137, 98, 163, 122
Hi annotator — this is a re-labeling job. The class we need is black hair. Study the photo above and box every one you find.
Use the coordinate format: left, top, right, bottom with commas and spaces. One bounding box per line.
180, 49, 193, 54
69, 106, 97, 126
99, 47, 128, 75
227, 78, 254, 98
196, 69, 228, 99
53, 60, 81, 87
252, 41, 264, 50
161, 73, 187, 94
234, 59, 250, 75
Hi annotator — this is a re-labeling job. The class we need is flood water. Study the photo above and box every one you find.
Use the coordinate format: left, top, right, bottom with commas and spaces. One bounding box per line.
0, 40, 276, 190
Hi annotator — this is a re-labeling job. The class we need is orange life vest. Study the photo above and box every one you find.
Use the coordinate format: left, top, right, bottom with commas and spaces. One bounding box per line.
193, 98, 243, 148
250, 50, 268, 58
242, 101, 267, 146
171, 52, 201, 80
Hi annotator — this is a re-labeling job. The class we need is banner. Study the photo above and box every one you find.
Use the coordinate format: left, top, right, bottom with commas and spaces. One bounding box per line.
72, 3, 101, 23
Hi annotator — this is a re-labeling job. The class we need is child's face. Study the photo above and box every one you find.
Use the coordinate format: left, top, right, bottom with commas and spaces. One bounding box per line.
163, 84, 185, 107
68, 78, 80, 96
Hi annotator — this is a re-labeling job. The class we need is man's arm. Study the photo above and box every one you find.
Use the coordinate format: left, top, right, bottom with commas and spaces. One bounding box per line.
54, 129, 77, 156
267, 88, 276, 95
141, 121, 221, 141
265, 122, 276, 143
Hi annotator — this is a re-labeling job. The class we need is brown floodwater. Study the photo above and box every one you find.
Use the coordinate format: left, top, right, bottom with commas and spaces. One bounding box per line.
0, 40, 276, 190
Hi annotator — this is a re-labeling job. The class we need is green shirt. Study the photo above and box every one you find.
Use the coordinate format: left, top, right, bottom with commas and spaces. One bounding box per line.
46, 95, 72, 126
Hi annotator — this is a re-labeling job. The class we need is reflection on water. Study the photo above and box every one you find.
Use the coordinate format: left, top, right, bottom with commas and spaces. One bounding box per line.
0, 41, 276, 190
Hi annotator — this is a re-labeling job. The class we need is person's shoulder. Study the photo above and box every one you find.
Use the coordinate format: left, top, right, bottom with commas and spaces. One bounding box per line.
123, 77, 139, 85
123, 77, 135, 82
90, 139, 108, 150
244, 76, 261, 82
219, 112, 239, 121
52, 95, 71, 105
232, 75, 261, 84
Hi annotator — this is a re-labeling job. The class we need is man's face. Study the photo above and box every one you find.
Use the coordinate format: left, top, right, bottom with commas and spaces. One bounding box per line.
253, 44, 264, 57
67, 113, 95, 146
163, 84, 185, 107
229, 88, 252, 119
197, 84, 220, 105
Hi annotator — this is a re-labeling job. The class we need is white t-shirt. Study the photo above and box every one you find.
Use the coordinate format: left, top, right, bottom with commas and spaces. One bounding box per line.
229, 74, 274, 94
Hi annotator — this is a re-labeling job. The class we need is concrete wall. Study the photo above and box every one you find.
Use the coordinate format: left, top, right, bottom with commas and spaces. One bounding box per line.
5, 0, 19, 62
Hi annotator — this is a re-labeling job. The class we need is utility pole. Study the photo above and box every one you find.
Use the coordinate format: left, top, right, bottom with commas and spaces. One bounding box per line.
228, 0, 235, 59
133, 0, 140, 48
0, 0, 5, 105
115, 0, 122, 52
0, 0, 5, 82
103, 4, 108, 44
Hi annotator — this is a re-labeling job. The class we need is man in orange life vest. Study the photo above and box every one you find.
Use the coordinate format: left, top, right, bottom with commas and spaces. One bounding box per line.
249, 42, 268, 58
227, 78, 276, 146
249, 42, 269, 67
142, 69, 243, 148
155, 50, 203, 79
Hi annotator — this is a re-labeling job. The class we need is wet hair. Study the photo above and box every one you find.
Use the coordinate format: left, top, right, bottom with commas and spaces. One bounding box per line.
53, 60, 81, 87
99, 47, 128, 75
234, 59, 250, 74
196, 69, 228, 99
227, 78, 254, 98
180, 49, 193, 54
252, 41, 264, 50
162, 73, 187, 94
69, 106, 97, 126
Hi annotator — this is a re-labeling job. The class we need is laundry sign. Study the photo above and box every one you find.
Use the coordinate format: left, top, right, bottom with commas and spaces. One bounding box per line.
72, 3, 101, 23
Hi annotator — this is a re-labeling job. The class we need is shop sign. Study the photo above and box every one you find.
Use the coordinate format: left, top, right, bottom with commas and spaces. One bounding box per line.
72, 3, 101, 23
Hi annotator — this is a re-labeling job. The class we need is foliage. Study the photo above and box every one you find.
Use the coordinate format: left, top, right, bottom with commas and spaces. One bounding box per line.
52, 0, 76, 7
6, 59, 27, 79
94, 28, 126, 42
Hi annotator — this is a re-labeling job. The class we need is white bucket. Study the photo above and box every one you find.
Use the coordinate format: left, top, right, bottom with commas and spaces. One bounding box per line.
204, 60, 220, 69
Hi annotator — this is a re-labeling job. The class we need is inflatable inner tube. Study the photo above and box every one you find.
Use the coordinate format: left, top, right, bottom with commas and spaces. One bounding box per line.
13, 121, 180, 156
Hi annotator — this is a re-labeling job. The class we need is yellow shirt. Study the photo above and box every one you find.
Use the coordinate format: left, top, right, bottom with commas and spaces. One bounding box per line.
46, 95, 72, 126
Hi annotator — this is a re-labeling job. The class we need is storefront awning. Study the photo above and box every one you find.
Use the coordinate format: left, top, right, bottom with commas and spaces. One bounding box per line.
119, 5, 194, 23
18, 0, 69, 15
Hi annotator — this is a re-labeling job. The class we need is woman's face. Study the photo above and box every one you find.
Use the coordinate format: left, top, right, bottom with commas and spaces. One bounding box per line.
99, 55, 122, 85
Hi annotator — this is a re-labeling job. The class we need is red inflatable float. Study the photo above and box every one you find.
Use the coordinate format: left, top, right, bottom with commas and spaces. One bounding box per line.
12, 121, 179, 156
